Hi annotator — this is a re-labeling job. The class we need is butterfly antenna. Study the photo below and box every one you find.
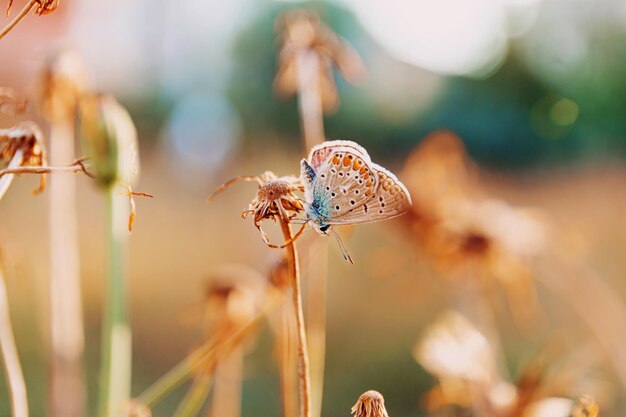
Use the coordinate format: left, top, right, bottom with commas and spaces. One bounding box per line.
331, 228, 354, 264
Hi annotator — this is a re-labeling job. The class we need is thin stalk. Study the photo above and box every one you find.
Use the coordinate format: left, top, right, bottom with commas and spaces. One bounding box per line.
209, 345, 243, 417
296, 46, 327, 417
0, 148, 24, 200
173, 372, 213, 417
296, 50, 324, 150
48, 120, 86, 417
277, 290, 297, 417
0, 270, 28, 417
98, 187, 131, 417
279, 219, 311, 417
305, 240, 327, 417
0, 0, 36, 40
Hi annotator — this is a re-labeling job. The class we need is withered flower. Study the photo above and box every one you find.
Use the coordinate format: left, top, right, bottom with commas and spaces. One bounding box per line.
402, 131, 547, 327
78, 93, 149, 230
204, 264, 271, 332
274, 9, 364, 114
351, 390, 390, 417
37, 50, 90, 122
415, 311, 607, 417
0, 122, 47, 198
208, 171, 306, 247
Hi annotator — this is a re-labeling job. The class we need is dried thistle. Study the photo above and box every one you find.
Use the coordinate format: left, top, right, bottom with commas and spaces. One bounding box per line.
0, 122, 47, 197
351, 390, 390, 417
274, 9, 364, 114
1, 0, 60, 40
208, 171, 306, 248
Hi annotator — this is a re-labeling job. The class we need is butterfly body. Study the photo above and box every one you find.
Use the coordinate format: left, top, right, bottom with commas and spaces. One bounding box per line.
300, 140, 412, 239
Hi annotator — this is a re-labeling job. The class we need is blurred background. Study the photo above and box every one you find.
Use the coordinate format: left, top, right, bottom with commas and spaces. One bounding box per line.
0, 0, 625, 416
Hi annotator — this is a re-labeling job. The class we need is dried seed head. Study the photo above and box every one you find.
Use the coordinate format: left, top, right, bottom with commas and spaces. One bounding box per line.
78, 94, 139, 189
572, 395, 599, 417
274, 9, 364, 113
351, 390, 389, 417
0, 122, 48, 196
204, 265, 269, 328
37, 50, 90, 121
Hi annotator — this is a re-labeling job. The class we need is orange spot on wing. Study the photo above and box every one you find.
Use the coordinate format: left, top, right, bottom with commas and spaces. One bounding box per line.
333, 155, 340, 165
343, 156, 351, 167
353, 159, 362, 170
365, 180, 373, 187
365, 189, 372, 196
360, 167, 367, 174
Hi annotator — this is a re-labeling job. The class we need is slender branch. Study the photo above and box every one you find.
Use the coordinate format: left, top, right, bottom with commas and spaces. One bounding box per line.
0, 0, 36, 40
279, 219, 311, 417
0, 160, 93, 179
0, 270, 29, 417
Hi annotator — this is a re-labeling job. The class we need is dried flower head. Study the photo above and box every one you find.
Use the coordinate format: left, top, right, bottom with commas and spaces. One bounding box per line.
0, 122, 47, 197
351, 390, 389, 417
274, 9, 364, 113
37, 50, 90, 121
78, 93, 139, 189
204, 265, 270, 330
415, 311, 607, 417
402, 131, 547, 327
208, 171, 306, 247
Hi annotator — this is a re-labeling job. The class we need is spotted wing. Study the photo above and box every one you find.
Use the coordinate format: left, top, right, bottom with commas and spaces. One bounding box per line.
307, 140, 371, 171
309, 148, 379, 219
328, 163, 412, 225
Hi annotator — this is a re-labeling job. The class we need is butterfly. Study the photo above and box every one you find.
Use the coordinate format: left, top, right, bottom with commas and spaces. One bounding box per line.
300, 140, 412, 263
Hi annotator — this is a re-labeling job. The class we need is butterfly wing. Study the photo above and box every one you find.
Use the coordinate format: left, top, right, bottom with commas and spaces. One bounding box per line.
305, 146, 379, 221
307, 140, 370, 171
328, 163, 412, 225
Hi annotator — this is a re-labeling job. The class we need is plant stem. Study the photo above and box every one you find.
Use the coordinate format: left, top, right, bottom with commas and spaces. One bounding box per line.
278, 290, 297, 417
0, 270, 29, 417
98, 187, 131, 417
279, 219, 311, 417
296, 46, 327, 417
48, 120, 86, 417
0, 148, 24, 200
0, 0, 36, 40
296, 49, 324, 150
210, 345, 243, 417
305, 241, 327, 417
172, 372, 213, 417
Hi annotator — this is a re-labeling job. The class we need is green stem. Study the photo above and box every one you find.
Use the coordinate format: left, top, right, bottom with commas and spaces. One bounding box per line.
98, 187, 131, 417
172, 372, 213, 417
